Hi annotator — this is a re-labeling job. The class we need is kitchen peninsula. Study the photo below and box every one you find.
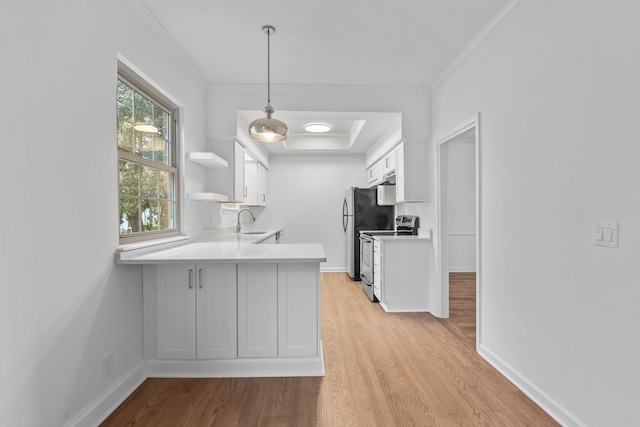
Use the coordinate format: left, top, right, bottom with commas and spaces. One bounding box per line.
116, 230, 326, 378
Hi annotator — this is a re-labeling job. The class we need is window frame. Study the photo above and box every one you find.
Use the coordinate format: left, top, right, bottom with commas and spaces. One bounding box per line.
117, 63, 182, 245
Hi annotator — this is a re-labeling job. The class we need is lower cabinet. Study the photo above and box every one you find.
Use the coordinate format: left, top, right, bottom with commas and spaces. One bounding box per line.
237, 264, 278, 357
376, 238, 430, 312
373, 241, 382, 301
277, 263, 319, 357
155, 262, 319, 363
156, 264, 237, 360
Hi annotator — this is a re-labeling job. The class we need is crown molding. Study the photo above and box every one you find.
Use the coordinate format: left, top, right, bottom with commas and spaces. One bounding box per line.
207, 83, 430, 94
128, 0, 207, 87
430, 0, 526, 90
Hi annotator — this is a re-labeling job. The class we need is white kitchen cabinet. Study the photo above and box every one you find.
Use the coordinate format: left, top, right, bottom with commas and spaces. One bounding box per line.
242, 158, 268, 207
233, 140, 246, 202
156, 264, 237, 360
257, 163, 268, 206
395, 140, 429, 203
196, 264, 237, 359
237, 264, 278, 357
377, 184, 396, 206
375, 237, 430, 312
381, 149, 396, 179
142, 257, 323, 377
207, 138, 248, 203
373, 240, 382, 301
244, 157, 258, 205
278, 263, 319, 357
367, 161, 382, 186
156, 264, 196, 360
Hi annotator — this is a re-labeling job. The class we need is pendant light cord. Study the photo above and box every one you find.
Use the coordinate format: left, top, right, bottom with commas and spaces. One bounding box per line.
267, 28, 271, 105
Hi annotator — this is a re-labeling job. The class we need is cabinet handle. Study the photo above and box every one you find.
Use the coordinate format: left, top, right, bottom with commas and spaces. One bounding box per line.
262, 194, 266, 202
198, 268, 203, 289
243, 186, 247, 197
188, 269, 194, 289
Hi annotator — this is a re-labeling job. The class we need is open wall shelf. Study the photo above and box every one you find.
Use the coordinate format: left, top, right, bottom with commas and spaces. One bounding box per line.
187, 152, 229, 169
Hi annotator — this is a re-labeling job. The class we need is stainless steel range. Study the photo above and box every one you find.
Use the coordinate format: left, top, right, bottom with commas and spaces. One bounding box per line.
359, 215, 419, 301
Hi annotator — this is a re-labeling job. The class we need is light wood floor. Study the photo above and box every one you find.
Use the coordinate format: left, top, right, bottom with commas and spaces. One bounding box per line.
101, 273, 557, 427
443, 272, 477, 345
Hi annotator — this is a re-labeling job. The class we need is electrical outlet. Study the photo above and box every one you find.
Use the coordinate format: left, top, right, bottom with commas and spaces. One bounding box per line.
103, 353, 113, 377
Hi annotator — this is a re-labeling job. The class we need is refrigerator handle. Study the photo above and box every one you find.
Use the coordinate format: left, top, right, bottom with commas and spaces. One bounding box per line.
342, 199, 348, 232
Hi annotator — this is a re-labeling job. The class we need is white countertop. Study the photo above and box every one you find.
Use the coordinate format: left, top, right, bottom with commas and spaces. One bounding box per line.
116, 229, 326, 264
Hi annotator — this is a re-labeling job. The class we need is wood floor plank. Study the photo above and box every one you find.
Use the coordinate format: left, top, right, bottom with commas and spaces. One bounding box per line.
101, 272, 557, 427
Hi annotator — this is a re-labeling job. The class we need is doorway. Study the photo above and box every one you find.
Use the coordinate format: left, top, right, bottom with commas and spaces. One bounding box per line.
436, 114, 480, 349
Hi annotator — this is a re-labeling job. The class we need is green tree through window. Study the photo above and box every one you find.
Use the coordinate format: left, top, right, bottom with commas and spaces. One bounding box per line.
117, 77, 177, 241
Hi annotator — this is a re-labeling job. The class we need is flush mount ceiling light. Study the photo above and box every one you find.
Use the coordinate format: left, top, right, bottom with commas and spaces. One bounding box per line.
133, 122, 158, 133
248, 25, 288, 143
304, 123, 332, 133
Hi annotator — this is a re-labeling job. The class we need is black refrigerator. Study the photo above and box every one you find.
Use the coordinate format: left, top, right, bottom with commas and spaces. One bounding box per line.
343, 187, 394, 280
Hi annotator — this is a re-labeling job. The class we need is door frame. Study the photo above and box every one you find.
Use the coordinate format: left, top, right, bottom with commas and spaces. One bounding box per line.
435, 113, 481, 349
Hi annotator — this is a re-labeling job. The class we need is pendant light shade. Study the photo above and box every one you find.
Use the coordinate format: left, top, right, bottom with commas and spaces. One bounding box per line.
133, 123, 158, 133
249, 25, 288, 143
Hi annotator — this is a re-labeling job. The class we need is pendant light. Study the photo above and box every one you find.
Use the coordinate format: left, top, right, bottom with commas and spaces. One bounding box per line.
248, 25, 288, 142
133, 123, 158, 133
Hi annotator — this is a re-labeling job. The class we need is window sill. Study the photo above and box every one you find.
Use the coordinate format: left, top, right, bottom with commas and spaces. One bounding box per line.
117, 235, 189, 253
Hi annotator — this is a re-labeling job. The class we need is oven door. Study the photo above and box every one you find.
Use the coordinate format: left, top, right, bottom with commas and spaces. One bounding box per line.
359, 234, 375, 301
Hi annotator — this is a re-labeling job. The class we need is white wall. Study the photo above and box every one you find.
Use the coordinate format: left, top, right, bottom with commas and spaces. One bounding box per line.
256, 154, 368, 271
447, 139, 476, 272
431, 1, 640, 425
0, 1, 207, 426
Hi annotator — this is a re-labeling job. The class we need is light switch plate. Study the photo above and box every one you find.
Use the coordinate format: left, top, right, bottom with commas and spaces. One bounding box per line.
593, 222, 619, 248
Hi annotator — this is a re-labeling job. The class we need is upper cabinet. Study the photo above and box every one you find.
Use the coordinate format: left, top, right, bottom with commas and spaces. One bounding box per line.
206, 138, 251, 203
367, 162, 382, 186
367, 139, 429, 203
367, 146, 398, 188
233, 141, 246, 203
257, 163, 268, 206
381, 149, 396, 180
241, 153, 268, 207
395, 140, 429, 203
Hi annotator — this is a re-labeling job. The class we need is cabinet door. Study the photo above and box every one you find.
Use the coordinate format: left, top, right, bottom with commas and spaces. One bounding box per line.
373, 251, 382, 301
237, 264, 278, 357
382, 150, 396, 177
395, 143, 406, 202
157, 264, 196, 360
233, 141, 246, 202
395, 140, 429, 203
257, 163, 267, 206
196, 264, 237, 360
278, 263, 319, 357
244, 159, 258, 205
367, 162, 381, 186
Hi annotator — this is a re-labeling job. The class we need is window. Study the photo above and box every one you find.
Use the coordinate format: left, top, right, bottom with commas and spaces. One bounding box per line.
117, 74, 179, 244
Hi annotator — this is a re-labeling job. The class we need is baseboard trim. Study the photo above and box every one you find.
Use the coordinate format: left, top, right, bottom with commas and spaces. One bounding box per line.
380, 302, 429, 313
478, 344, 586, 427
320, 267, 348, 273
147, 342, 325, 378
449, 267, 477, 273
66, 360, 146, 427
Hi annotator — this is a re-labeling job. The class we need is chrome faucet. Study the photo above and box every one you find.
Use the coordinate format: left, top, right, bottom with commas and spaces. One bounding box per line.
236, 208, 256, 233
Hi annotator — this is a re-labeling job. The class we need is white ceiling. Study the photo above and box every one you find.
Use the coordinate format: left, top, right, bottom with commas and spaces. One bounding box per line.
140, 0, 510, 153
